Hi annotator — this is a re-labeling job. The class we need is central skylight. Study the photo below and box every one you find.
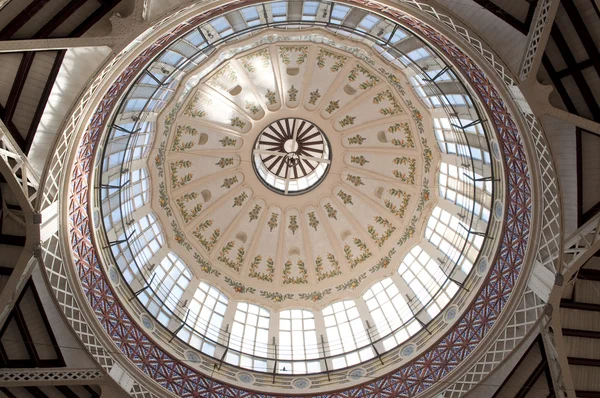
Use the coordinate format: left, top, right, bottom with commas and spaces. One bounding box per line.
252, 118, 331, 195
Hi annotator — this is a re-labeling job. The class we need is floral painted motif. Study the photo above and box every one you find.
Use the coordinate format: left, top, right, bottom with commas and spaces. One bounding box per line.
248, 204, 261, 222
336, 273, 367, 291
265, 89, 277, 105
279, 46, 308, 65
346, 174, 364, 187
192, 220, 220, 251
417, 180, 431, 212
158, 182, 172, 216
219, 137, 237, 147
171, 220, 192, 251
288, 215, 298, 235
193, 252, 221, 277
248, 255, 275, 282
215, 157, 234, 168
245, 101, 260, 115
224, 277, 256, 294
184, 92, 209, 118
367, 216, 396, 247
260, 291, 294, 303
397, 216, 418, 246
316, 48, 347, 72
218, 241, 245, 272
338, 115, 356, 127
389, 122, 415, 148
233, 192, 248, 207
155, 141, 166, 177
298, 288, 332, 302
385, 188, 411, 219
221, 175, 239, 189
392, 156, 417, 184
240, 49, 270, 73
337, 190, 353, 205
422, 137, 433, 173
315, 254, 341, 281
176, 192, 202, 223
307, 212, 319, 230
288, 85, 298, 102
169, 160, 192, 189
369, 247, 397, 273
373, 89, 403, 116
344, 238, 372, 268
206, 63, 237, 91
350, 155, 369, 166
171, 125, 198, 152
347, 135, 366, 145
324, 203, 337, 219
325, 100, 339, 114
230, 117, 246, 129
282, 259, 308, 285
405, 99, 425, 135
348, 63, 380, 90
267, 213, 279, 232
308, 89, 321, 105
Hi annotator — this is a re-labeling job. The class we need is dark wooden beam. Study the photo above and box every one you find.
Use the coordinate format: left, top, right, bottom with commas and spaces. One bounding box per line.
514, 360, 547, 398
70, 0, 122, 37
568, 357, 600, 367
29, 282, 65, 367
0, 0, 52, 40
0, 234, 26, 246
0, 267, 13, 276
24, 387, 50, 398
56, 386, 79, 398
576, 391, 600, 398
0, 387, 17, 398
83, 385, 100, 398
563, 328, 600, 339
561, 0, 600, 79
561, 299, 600, 312
33, 0, 89, 39
25, 50, 65, 154
3, 52, 35, 123
468, 0, 528, 34
550, 24, 600, 120
542, 54, 578, 114
492, 335, 543, 398
556, 58, 596, 79
577, 268, 600, 282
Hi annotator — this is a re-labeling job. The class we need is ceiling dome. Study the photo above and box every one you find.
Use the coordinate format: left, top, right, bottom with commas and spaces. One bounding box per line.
148, 34, 448, 312
51, 1, 536, 396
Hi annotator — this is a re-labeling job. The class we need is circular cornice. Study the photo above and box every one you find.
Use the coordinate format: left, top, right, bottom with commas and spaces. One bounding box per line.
58, 1, 535, 397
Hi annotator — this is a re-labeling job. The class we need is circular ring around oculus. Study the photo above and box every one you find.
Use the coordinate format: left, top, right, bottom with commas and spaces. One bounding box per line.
252, 118, 331, 195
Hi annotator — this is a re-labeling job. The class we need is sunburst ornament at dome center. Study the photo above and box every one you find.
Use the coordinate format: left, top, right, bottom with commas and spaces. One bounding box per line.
252, 118, 331, 195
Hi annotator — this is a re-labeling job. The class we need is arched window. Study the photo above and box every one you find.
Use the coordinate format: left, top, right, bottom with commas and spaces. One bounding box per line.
426, 206, 483, 271
278, 309, 320, 374
228, 303, 270, 371
363, 278, 413, 350
398, 245, 459, 319
179, 281, 229, 356
112, 212, 164, 285
439, 162, 491, 222
322, 300, 373, 369
139, 252, 191, 327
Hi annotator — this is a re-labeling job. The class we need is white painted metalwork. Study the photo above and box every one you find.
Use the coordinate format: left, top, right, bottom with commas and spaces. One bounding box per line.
519, 0, 559, 81
0, 368, 103, 386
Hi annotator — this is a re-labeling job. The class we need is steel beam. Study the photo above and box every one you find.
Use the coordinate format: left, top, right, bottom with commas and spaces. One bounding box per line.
0, 36, 118, 53
519, 0, 561, 81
